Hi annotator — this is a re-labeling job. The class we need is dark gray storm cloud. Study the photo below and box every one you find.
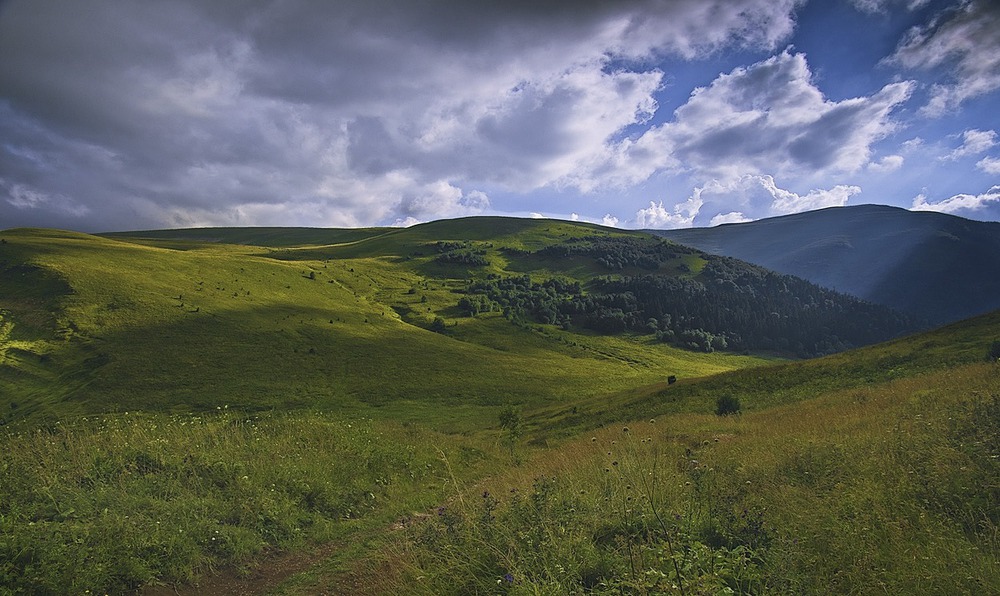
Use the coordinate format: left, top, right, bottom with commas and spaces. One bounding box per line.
3, 0, 991, 231
0, 0, 806, 230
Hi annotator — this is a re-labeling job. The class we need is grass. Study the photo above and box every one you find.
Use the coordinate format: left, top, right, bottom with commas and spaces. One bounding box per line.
374, 360, 1000, 594
1, 220, 998, 593
0, 409, 496, 594
0, 226, 766, 429
528, 308, 1000, 436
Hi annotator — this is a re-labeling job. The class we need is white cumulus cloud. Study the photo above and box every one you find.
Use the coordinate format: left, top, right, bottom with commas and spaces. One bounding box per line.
629, 50, 914, 181
633, 197, 703, 229
976, 156, 1000, 174
889, 0, 1000, 116
911, 185, 1000, 214
868, 155, 905, 172
628, 175, 858, 229
709, 212, 753, 226
943, 129, 997, 159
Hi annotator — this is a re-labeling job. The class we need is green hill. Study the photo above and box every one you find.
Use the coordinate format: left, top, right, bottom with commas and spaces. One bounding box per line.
1, 222, 768, 428
1, 218, 920, 426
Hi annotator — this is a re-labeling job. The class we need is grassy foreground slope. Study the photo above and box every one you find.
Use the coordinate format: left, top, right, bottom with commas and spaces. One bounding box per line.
0, 224, 763, 429
0, 307, 995, 594
372, 358, 1000, 595
318, 312, 1000, 594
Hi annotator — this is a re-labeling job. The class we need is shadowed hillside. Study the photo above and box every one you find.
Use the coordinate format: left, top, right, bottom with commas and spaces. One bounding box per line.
652, 204, 1000, 325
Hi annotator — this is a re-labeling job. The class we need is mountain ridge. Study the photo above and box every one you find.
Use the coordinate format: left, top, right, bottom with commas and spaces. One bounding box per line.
651, 204, 1000, 325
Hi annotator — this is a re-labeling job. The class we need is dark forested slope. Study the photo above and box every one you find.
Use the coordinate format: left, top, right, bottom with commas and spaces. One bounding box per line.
652, 205, 1000, 325
453, 232, 918, 357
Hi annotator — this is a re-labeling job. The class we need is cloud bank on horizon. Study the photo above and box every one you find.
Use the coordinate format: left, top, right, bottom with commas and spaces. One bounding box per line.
1, 0, 998, 232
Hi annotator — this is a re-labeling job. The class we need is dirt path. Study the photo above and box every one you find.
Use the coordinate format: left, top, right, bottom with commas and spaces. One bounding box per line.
141, 542, 343, 596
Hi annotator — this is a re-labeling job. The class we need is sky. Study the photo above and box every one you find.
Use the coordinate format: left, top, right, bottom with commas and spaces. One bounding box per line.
1, 0, 998, 232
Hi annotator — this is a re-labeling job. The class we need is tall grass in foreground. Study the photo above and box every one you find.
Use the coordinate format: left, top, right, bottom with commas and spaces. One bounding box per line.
381, 362, 1000, 594
0, 410, 474, 594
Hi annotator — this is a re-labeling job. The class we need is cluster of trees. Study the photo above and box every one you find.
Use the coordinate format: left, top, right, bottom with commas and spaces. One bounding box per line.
534, 235, 692, 270
433, 241, 490, 267
455, 250, 917, 357
458, 275, 581, 326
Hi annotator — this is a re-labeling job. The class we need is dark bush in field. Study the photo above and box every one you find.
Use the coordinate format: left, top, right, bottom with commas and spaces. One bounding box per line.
715, 394, 741, 416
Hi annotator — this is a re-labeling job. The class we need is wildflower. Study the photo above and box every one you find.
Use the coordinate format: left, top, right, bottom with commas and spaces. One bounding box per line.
504, 573, 515, 584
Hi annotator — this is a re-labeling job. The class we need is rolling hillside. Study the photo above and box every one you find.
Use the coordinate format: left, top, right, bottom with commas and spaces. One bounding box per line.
652, 204, 1000, 325
1, 221, 755, 427
1, 218, 918, 424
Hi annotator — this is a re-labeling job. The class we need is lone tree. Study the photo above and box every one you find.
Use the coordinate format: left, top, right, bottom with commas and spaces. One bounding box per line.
498, 404, 523, 458
430, 317, 447, 333
715, 394, 741, 416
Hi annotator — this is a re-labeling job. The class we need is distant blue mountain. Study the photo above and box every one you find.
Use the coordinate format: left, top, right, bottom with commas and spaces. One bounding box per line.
651, 204, 1000, 325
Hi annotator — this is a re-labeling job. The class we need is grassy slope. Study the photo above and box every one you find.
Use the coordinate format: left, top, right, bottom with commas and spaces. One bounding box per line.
0, 224, 763, 430
365, 359, 999, 595
530, 309, 1000, 437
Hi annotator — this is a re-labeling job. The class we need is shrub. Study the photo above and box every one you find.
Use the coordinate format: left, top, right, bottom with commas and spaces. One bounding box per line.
715, 394, 741, 416
987, 340, 1000, 361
